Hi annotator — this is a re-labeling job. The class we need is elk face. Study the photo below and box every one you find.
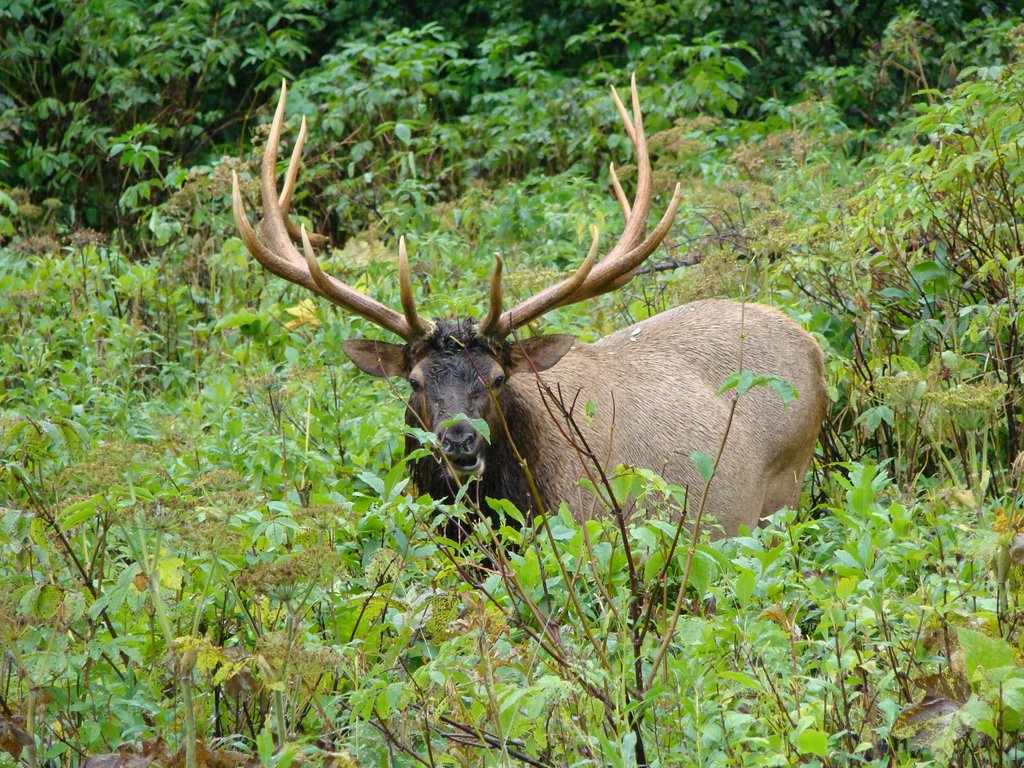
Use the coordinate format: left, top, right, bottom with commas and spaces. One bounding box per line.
407, 338, 504, 478
342, 321, 575, 479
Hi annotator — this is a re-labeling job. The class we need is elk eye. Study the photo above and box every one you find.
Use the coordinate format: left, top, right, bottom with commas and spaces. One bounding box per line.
409, 377, 423, 392
492, 374, 506, 389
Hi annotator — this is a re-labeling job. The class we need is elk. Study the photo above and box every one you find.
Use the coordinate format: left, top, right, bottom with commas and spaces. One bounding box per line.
231, 79, 827, 538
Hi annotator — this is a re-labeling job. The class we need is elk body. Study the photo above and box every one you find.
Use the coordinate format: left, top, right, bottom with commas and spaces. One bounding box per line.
232, 80, 827, 538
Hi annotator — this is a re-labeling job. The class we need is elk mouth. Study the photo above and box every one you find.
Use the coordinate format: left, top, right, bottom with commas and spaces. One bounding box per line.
439, 422, 485, 478
446, 453, 485, 478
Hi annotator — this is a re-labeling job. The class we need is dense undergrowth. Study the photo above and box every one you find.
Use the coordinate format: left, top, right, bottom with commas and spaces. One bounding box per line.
2, 3, 1024, 766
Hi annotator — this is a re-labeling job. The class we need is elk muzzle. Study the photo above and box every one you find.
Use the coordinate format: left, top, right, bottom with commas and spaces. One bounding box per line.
439, 420, 485, 477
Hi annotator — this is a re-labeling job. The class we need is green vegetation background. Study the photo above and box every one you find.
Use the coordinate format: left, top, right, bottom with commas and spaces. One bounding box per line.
2, 1, 1024, 765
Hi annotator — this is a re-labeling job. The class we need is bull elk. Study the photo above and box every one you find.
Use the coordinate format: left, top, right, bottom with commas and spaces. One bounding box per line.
231, 79, 827, 538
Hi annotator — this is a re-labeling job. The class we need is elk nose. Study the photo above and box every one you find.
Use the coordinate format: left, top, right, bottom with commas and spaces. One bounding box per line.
441, 421, 479, 457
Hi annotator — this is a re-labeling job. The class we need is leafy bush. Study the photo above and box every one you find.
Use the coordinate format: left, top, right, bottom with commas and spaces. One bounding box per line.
3, 5, 1024, 767
612, 1, 1019, 125
787, 60, 1024, 499
1, 0, 332, 229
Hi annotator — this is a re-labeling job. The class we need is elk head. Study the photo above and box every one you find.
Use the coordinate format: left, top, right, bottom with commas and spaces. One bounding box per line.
231, 77, 680, 483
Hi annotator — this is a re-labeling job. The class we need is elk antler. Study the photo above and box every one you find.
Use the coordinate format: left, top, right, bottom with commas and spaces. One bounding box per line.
481, 74, 683, 338
231, 81, 431, 341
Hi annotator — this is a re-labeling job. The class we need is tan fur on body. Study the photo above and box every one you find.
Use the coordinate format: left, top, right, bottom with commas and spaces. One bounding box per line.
507, 300, 826, 537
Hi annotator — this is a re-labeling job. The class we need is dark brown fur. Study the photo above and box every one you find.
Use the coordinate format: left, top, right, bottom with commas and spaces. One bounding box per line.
381, 321, 545, 519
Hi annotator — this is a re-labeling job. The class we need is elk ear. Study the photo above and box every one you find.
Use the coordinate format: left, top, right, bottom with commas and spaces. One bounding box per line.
508, 334, 575, 374
341, 339, 406, 378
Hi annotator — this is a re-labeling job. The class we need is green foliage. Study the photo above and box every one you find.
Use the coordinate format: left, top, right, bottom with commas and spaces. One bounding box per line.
2, 3, 1024, 766
614, 0, 1018, 125
784, 60, 1024, 501
1, 0, 332, 229
5, 0, 1015, 248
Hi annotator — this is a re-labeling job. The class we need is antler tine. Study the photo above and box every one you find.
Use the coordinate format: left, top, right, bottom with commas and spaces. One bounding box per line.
609, 162, 631, 219
493, 75, 679, 335
558, 182, 682, 303
278, 115, 305, 213
232, 170, 324, 293
569, 73, 656, 293
399, 236, 432, 337
255, 82, 303, 269
233, 80, 422, 341
478, 254, 505, 337
277, 116, 328, 248
490, 226, 601, 336
611, 77, 638, 145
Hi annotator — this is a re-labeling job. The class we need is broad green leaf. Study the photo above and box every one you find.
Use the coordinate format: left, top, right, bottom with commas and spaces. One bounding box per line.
689, 450, 714, 484
718, 370, 798, 408
958, 628, 1016, 680
32, 585, 64, 620
734, 568, 756, 605
687, 549, 719, 594
59, 495, 102, 531
719, 670, 762, 690
797, 728, 829, 757
157, 557, 185, 591
443, 413, 490, 444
